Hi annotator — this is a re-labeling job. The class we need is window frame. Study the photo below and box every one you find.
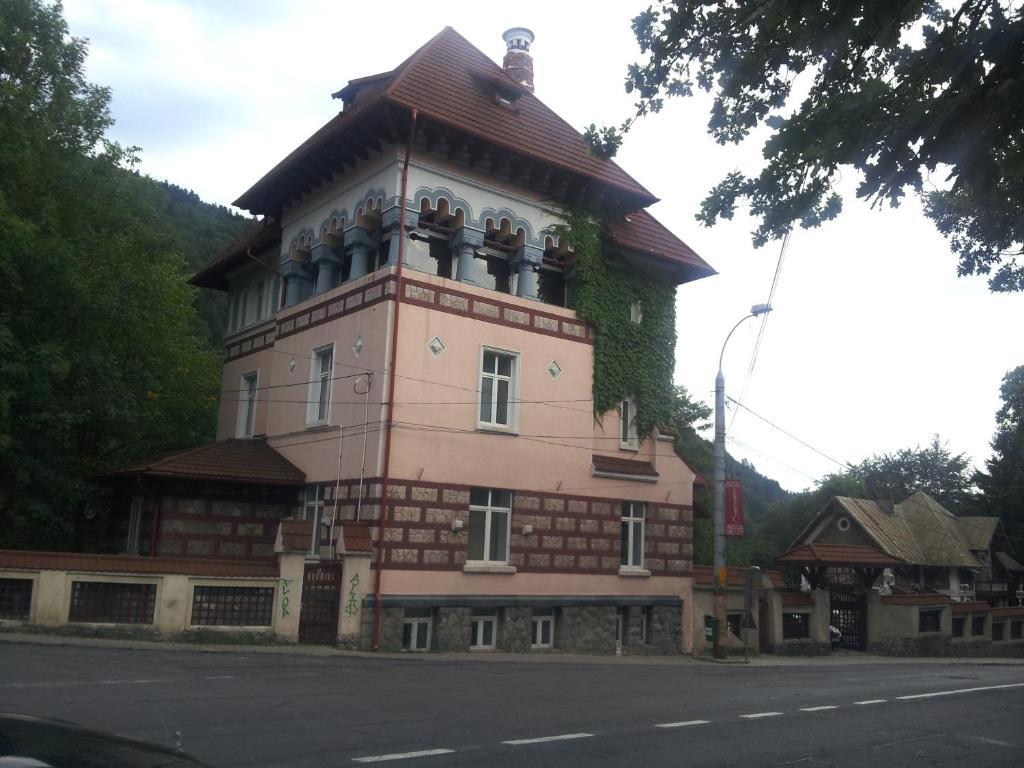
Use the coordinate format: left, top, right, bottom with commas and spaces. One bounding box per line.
467, 488, 512, 565
306, 345, 334, 427
303, 485, 325, 556
236, 371, 259, 439
531, 611, 555, 649
620, 501, 646, 569
620, 397, 639, 450
630, 299, 643, 324
918, 608, 943, 634
477, 347, 519, 433
402, 615, 432, 652
470, 612, 498, 650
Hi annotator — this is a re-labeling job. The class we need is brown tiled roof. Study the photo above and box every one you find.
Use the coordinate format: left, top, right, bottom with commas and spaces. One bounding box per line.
775, 542, 901, 567
189, 218, 282, 291
881, 592, 951, 606
956, 516, 1000, 551
0, 550, 277, 578
606, 210, 714, 282
591, 454, 658, 478
93, 439, 305, 487
234, 27, 658, 215
951, 601, 992, 613
782, 592, 815, 607
693, 564, 764, 588
341, 521, 374, 554
278, 519, 313, 553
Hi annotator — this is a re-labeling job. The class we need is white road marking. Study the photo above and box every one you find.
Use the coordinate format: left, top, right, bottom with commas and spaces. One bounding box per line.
503, 733, 593, 746
2, 678, 171, 689
740, 712, 784, 719
799, 706, 838, 712
854, 699, 886, 705
896, 682, 1024, 701
655, 720, 710, 728
352, 749, 455, 763
203, 675, 236, 680
967, 736, 1017, 748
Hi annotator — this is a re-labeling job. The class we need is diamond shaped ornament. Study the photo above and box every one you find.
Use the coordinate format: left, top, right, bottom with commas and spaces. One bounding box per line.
547, 360, 563, 378
427, 336, 446, 357
352, 335, 364, 356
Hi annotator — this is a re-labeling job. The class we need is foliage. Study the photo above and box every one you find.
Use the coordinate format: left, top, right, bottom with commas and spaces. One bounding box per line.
582, 123, 624, 160
555, 210, 678, 438
851, 435, 975, 508
601, 1, 1024, 291
0, 0, 241, 550
976, 366, 1024, 559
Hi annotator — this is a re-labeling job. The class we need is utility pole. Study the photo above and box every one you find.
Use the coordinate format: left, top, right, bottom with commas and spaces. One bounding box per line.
713, 304, 771, 660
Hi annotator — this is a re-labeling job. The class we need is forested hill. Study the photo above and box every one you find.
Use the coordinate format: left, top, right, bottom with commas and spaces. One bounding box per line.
673, 425, 805, 568
151, 180, 254, 347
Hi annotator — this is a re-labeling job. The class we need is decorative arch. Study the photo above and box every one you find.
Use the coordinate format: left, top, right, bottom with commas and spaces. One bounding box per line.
478, 206, 538, 246
412, 186, 474, 225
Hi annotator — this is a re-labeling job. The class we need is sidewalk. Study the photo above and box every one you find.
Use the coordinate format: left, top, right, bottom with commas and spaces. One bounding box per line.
2, 631, 1022, 667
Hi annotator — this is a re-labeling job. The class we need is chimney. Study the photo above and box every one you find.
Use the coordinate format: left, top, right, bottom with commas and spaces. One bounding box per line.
502, 27, 535, 92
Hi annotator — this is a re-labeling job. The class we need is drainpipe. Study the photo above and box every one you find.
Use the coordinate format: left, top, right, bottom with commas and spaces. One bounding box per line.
372, 107, 417, 651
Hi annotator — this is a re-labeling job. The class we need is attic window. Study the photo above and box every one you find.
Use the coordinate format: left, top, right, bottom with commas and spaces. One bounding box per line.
836, 517, 851, 532
495, 91, 520, 111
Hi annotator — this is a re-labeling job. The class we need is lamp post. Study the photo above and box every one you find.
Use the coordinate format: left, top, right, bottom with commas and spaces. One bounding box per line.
713, 303, 772, 659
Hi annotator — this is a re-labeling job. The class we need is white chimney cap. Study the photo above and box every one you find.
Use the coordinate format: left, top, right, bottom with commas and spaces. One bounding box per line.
502, 27, 535, 52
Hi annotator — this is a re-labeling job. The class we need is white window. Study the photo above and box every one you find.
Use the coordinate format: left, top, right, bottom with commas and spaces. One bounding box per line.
630, 299, 643, 324
240, 285, 249, 327
236, 371, 258, 438
303, 485, 325, 555
531, 611, 554, 648
621, 502, 645, 568
620, 397, 639, 450
402, 609, 432, 651
478, 348, 517, 430
468, 488, 512, 563
470, 612, 497, 650
230, 293, 241, 332
306, 345, 333, 426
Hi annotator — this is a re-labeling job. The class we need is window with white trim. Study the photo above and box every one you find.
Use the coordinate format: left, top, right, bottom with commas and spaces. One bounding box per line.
402, 608, 432, 651
478, 348, 517, 430
254, 279, 265, 322
306, 345, 333, 426
620, 501, 645, 568
620, 397, 639, 450
630, 299, 643, 324
531, 610, 554, 648
236, 372, 258, 438
470, 611, 498, 650
641, 606, 653, 644
467, 488, 512, 563
303, 485, 325, 555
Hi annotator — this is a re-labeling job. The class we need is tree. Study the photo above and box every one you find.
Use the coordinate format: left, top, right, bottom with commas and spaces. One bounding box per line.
853, 435, 975, 508
593, 1, 1024, 291
977, 366, 1024, 559
0, 1, 227, 550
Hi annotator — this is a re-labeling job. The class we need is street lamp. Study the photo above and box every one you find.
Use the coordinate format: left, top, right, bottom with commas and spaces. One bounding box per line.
713, 303, 772, 659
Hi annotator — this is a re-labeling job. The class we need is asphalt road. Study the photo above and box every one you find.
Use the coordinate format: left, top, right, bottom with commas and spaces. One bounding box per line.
1, 643, 1022, 767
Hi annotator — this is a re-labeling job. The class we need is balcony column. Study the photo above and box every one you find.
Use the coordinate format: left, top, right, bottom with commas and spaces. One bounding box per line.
511, 244, 543, 301
310, 241, 342, 294
280, 258, 313, 308
452, 227, 486, 287
380, 206, 418, 268
345, 225, 378, 281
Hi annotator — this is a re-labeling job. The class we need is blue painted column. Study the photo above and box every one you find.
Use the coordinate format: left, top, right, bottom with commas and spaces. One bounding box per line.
311, 242, 342, 293
345, 225, 378, 281
280, 258, 314, 308
381, 206, 418, 267
512, 244, 543, 300
452, 227, 486, 286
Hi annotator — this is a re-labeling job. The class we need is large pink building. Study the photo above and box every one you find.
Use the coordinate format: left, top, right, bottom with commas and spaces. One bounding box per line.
101, 27, 715, 653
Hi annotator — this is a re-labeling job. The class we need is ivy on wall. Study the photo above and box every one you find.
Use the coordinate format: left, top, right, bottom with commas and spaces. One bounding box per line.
554, 210, 677, 440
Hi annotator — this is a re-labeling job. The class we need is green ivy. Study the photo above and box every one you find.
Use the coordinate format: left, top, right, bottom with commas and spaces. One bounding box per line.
554, 210, 677, 440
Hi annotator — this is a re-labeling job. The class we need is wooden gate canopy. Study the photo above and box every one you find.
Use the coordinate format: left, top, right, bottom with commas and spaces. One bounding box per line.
775, 543, 901, 590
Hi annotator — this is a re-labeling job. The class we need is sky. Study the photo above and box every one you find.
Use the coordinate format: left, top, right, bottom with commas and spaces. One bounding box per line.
64, 0, 1023, 492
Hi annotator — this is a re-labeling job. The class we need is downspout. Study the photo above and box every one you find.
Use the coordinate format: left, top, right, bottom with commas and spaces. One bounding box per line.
372, 107, 417, 650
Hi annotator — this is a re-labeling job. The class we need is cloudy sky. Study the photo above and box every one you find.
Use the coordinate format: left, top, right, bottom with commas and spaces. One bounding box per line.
64, 0, 1023, 492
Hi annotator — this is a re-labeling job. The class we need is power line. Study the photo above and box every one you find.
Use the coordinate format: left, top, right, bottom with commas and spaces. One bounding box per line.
729, 230, 790, 432
727, 396, 852, 470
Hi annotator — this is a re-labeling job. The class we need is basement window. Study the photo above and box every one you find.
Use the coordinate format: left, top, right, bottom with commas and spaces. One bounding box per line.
402, 608, 432, 652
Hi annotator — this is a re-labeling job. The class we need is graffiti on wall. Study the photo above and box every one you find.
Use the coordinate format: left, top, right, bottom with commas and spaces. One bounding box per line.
344, 572, 360, 617
280, 578, 293, 618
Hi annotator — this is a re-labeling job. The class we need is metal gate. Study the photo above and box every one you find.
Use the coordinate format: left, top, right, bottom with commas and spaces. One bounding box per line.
298, 562, 342, 645
829, 589, 867, 651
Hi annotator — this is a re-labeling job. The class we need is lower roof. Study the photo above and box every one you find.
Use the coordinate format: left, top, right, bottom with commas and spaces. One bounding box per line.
775, 542, 902, 567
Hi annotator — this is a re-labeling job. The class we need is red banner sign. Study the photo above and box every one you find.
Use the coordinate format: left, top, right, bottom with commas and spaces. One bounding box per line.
725, 479, 745, 537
